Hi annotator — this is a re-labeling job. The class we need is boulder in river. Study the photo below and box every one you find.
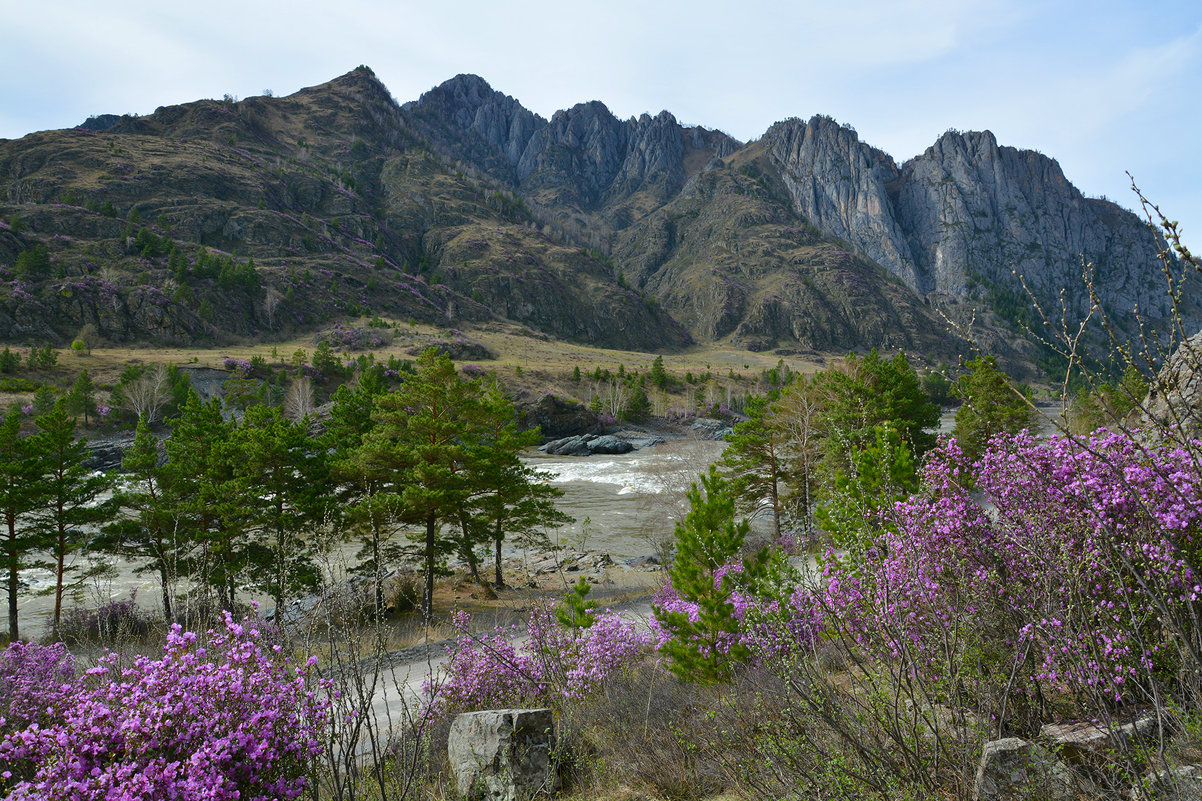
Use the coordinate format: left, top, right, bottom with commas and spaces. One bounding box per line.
541, 433, 634, 456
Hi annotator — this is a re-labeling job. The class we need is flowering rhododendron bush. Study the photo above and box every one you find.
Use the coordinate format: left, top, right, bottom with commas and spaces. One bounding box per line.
0, 613, 329, 801
0, 642, 75, 733
649, 570, 820, 665
821, 430, 1202, 705
427, 603, 650, 714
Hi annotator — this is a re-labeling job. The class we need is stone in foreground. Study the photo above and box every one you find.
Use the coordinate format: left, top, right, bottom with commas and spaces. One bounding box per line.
974, 737, 1075, 801
1040, 715, 1158, 764
1131, 765, 1202, 801
448, 708, 558, 801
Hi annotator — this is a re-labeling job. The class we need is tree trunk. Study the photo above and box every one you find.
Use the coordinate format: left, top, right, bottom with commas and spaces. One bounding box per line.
372, 515, 384, 620
423, 514, 436, 623
458, 516, 480, 582
158, 554, 173, 623
53, 521, 65, 638
770, 471, 781, 540
494, 526, 505, 589
275, 495, 286, 612
6, 515, 18, 642
768, 442, 781, 541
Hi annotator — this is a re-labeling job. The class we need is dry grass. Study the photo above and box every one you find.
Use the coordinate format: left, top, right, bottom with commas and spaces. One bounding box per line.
48, 317, 833, 388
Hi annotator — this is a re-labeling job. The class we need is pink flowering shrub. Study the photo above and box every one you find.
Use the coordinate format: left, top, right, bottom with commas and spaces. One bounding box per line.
0, 642, 75, 733
821, 430, 1202, 704
221, 356, 253, 376
427, 604, 650, 715
460, 363, 488, 378
650, 566, 820, 665
0, 613, 329, 801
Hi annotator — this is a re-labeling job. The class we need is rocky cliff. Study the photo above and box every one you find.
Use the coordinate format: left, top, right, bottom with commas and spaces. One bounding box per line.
407, 75, 739, 228
0, 67, 1181, 364
0, 68, 688, 350
612, 144, 962, 358
762, 118, 1191, 335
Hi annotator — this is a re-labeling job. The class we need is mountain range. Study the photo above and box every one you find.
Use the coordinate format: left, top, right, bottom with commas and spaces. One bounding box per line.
0, 66, 1188, 370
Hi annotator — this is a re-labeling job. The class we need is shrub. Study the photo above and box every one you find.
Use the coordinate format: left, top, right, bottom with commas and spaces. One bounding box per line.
0, 376, 37, 393
221, 356, 253, 376
819, 429, 1202, 715
460, 363, 487, 378
0, 612, 328, 801
59, 592, 154, 646
426, 604, 649, 716
0, 642, 75, 733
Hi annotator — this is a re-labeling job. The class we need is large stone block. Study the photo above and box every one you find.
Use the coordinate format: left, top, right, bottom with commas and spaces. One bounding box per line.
1041, 715, 1159, 765
974, 737, 1076, 801
1131, 765, 1202, 801
448, 708, 558, 801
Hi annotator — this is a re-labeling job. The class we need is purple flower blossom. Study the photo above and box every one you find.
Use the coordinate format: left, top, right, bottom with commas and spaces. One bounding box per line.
425, 604, 649, 715
0, 612, 328, 801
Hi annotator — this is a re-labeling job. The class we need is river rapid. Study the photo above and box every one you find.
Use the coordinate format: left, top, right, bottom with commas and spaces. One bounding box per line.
16, 405, 1068, 638
13, 436, 728, 639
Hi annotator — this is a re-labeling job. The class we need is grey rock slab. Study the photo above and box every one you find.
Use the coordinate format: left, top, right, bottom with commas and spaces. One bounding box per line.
1041, 715, 1159, 764
690, 418, 732, 440
448, 708, 558, 801
618, 434, 665, 449
1132, 765, 1202, 801
587, 435, 634, 454
974, 737, 1076, 801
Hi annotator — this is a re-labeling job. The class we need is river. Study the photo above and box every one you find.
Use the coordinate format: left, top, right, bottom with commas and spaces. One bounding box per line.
12, 435, 727, 639
14, 404, 1068, 639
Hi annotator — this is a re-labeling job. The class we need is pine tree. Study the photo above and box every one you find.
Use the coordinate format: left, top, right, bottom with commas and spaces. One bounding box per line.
100, 417, 183, 621
228, 405, 327, 611
466, 382, 571, 588
624, 384, 651, 422
165, 392, 239, 609
352, 349, 482, 620
722, 394, 787, 539
67, 369, 97, 426
556, 576, 596, 630
649, 355, 668, 389
0, 409, 46, 640
0, 348, 19, 374
653, 467, 767, 683
327, 373, 396, 617
813, 350, 938, 464
32, 401, 113, 636
14, 244, 51, 278
952, 356, 1037, 464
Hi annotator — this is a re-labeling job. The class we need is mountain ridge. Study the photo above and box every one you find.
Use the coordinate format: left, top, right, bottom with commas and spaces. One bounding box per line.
0, 66, 1186, 371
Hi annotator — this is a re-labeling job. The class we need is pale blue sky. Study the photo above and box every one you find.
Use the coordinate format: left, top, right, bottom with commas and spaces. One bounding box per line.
2, 0, 1199, 246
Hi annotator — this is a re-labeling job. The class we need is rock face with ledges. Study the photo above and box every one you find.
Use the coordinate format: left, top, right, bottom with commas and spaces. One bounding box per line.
0, 67, 1185, 361
611, 144, 967, 358
896, 129, 1172, 321
764, 117, 918, 290
764, 117, 1193, 337
408, 75, 740, 221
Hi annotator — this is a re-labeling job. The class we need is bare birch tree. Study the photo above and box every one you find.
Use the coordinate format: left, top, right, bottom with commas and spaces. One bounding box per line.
122, 365, 169, 424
